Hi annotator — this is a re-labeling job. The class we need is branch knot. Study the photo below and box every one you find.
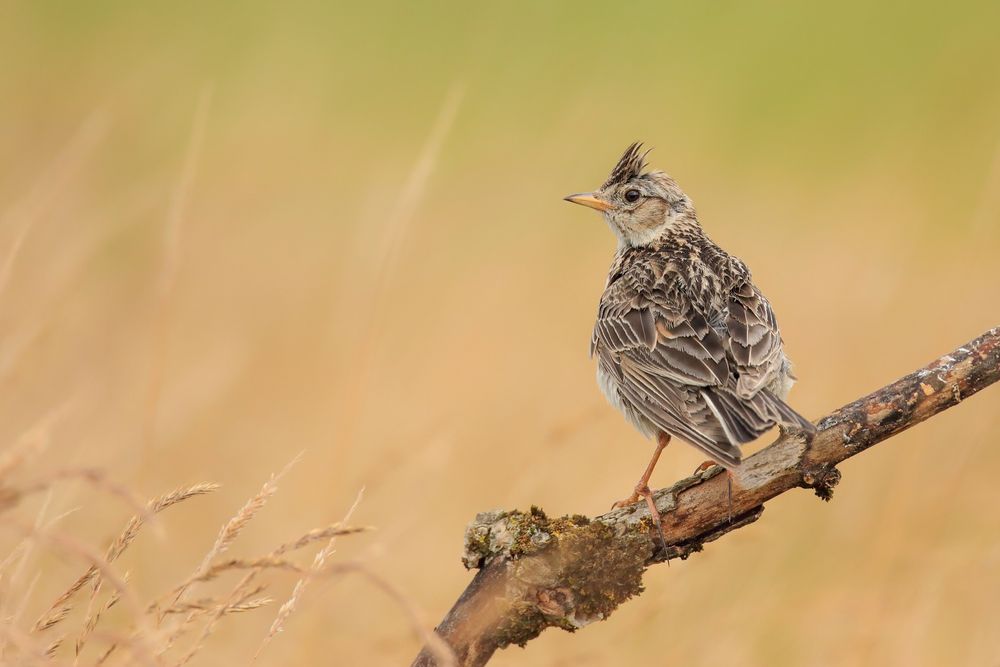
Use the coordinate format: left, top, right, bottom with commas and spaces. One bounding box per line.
800, 463, 841, 501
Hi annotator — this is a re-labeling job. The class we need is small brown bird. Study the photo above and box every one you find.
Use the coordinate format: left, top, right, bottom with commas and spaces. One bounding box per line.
565, 143, 814, 533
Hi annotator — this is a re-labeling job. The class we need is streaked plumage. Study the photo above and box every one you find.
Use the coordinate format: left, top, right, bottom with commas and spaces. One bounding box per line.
568, 143, 813, 470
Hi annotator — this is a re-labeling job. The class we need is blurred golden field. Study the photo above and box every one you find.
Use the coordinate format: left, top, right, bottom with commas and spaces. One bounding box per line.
2, 1, 999, 665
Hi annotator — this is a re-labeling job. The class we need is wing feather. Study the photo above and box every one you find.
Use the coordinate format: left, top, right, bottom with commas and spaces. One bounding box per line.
593, 254, 812, 467
727, 282, 784, 396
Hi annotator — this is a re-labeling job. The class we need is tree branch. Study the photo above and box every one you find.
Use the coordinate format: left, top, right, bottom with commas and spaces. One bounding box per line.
412, 327, 1000, 667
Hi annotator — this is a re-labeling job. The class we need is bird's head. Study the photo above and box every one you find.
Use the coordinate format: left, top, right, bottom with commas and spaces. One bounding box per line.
564, 142, 696, 248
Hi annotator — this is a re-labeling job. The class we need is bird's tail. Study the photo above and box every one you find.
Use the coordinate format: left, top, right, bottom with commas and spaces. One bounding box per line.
702, 389, 815, 454
761, 390, 816, 436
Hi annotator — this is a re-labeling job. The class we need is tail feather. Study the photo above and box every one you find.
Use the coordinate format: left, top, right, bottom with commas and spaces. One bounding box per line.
701, 388, 815, 460
701, 391, 761, 445
762, 391, 816, 435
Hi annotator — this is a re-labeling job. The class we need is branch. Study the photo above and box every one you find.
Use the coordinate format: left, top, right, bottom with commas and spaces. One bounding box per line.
412, 327, 1000, 667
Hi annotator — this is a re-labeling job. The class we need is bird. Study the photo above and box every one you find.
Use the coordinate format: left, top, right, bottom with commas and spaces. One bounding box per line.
564, 142, 814, 539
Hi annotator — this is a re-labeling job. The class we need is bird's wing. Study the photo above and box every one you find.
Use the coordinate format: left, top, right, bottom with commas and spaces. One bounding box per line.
725, 280, 815, 432
592, 269, 743, 465
593, 266, 810, 466
725, 281, 784, 397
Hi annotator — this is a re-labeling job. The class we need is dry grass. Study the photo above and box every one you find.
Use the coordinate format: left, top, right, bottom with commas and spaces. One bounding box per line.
0, 67, 463, 667
0, 461, 371, 666
255, 486, 364, 660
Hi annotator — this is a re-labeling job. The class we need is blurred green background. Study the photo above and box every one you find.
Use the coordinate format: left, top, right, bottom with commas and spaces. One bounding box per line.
2, 1, 999, 665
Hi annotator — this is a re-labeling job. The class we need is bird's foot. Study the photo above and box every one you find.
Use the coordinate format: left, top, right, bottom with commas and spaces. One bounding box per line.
610, 490, 641, 511
610, 485, 669, 556
693, 460, 719, 475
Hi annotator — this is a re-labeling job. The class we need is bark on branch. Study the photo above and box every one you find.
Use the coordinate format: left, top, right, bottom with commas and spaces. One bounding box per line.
412, 327, 1000, 667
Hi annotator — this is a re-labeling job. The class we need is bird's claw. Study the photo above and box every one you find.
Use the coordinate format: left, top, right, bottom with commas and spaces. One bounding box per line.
693, 460, 718, 475
610, 491, 642, 511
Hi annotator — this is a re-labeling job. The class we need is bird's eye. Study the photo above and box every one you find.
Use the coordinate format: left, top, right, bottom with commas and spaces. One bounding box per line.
624, 189, 641, 203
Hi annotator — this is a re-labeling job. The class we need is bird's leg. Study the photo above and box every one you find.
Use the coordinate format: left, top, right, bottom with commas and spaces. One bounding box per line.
611, 433, 671, 555
611, 433, 670, 509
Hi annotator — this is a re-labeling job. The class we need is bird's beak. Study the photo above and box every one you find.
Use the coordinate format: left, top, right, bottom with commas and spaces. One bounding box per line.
563, 192, 613, 212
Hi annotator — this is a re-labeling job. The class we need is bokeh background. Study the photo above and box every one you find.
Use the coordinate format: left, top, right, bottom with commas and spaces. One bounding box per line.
2, 1, 999, 665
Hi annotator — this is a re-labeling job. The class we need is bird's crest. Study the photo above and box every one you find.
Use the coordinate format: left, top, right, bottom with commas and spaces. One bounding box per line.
602, 142, 652, 188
